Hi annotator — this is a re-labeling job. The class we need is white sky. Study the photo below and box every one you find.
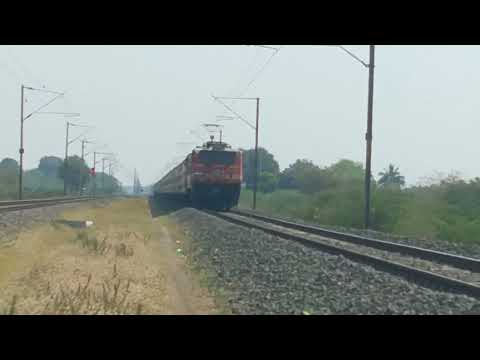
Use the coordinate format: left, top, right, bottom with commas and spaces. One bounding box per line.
0, 45, 478, 187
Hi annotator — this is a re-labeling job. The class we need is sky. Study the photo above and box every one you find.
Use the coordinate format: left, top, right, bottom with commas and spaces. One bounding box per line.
0, 45, 479, 187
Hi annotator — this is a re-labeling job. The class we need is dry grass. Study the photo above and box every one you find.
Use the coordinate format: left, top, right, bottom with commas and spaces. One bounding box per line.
40, 265, 142, 315
0, 198, 217, 315
1, 295, 18, 315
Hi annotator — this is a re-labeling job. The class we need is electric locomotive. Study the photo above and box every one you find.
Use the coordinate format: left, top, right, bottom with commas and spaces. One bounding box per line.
153, 136, 242, 210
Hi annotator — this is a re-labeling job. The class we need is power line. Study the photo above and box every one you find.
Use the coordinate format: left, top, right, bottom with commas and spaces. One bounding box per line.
226, 46, 262, 98
238, 46, 284, 97
211, 95, 256, 130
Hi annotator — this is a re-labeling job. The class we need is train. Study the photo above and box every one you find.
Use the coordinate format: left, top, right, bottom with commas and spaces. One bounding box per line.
153, 136, 243, 211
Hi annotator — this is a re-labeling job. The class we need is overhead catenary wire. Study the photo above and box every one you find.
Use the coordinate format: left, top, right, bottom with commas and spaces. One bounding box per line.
237, 45, 284, 97
68, 126, 95, 146
209, 46, 283, 144
211, 95, 256, 130
225, 46, 262, 98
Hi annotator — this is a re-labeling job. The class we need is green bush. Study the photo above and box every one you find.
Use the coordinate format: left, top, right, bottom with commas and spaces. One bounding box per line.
238, 160, 480, 245
258, 172, 278, 193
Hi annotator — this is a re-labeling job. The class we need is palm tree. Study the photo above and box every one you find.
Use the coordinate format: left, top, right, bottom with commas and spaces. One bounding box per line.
378, 164, 405, 187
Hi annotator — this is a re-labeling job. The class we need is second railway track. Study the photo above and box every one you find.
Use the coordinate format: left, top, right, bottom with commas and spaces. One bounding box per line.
203, 208, 480, 299
0, 196, 107, 214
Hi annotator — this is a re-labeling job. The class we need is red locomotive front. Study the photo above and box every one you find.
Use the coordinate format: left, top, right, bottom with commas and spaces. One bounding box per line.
153, 136, 243, 211
188, 138, 242, 210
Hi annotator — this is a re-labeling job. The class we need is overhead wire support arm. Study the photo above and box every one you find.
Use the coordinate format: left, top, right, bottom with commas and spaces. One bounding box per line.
248, 45, 280, 51
37, 112, 80, 116
23, 92, 65, 121
336, 46, 370, 68
67, 124, 95, 145
211, 94, 256, 130
25, 87, 64, 95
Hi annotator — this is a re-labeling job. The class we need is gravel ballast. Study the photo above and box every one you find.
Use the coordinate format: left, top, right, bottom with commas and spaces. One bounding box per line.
238, 207, 480, 259
225, 213, 480, 285
171, 208, 480, 315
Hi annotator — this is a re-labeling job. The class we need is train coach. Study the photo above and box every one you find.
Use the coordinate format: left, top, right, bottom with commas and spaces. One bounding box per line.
153, 136, 243, 211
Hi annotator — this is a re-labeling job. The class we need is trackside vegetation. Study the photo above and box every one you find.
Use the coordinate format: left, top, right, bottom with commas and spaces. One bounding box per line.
0, 156, 122, 200
239, 148, 480, 244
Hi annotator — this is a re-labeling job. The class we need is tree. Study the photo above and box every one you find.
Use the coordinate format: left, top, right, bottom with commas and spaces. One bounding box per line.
296, 166, 332, 194
241, 147, 280, 189
58, 155, 91, 193
38, 156, 63, 176
0, 158, 19, 172
278, 158, 364, 194
326, 159, 364, 184
278, 159, 320, 189
93, 172, 122, 194
258, 172, 278, 193
378, 164, 405, 188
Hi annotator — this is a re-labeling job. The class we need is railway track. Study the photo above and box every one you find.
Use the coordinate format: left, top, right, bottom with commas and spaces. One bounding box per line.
0, 196, 103, 214
203, 208, 480, 299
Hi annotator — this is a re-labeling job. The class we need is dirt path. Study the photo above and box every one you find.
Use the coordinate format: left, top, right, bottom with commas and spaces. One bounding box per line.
0, 199, 219, 315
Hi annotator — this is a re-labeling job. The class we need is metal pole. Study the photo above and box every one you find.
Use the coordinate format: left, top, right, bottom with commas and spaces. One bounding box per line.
80, 140, 85, 195
253, 97, 259, 210
364, 45, 375, 229
134, 168, 137, 194
102, 158, 105, 193
18, 85, 24, 200
64, 122, 70, 196
108, 162, 112, 193
93, 151, 97, 197
81, 140, 85, 161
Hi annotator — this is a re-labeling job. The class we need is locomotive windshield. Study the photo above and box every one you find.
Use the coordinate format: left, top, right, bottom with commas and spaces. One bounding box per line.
198, 151, 236, 165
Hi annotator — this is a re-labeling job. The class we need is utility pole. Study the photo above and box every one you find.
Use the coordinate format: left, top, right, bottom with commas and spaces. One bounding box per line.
212, 95, 260, 210
64, 122, 92, 196
102, 158, 106, 193
17, 85, 75, 200
246, 44, 376, 226
81, 140, 86, 160
18, 85, 25, 200
93, 151, 97, 197
80, 139, 94, 195
253, 97, 260, 210
92, 151, 114, 197
133, 168, 137, 194
64, 121, 70, 195
364, 45, 375, 229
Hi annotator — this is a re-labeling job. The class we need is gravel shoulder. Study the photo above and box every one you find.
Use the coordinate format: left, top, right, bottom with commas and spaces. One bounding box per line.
171, 208, 480, 315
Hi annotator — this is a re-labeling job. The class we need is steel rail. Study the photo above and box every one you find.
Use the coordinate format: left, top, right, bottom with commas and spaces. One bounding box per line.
0, 196, 90, 207
204, 210, 480, 299
0, 196, 110, 214
231, 208, 480, 273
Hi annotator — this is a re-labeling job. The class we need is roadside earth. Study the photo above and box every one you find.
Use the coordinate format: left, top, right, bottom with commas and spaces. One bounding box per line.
0, 198, 220, 315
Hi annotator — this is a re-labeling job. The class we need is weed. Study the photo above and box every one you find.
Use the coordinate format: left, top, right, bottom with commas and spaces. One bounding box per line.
41, 272, 141, 315
75, 231, 110, 255
114, 242, 134, 257
2, 295, 18, 315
